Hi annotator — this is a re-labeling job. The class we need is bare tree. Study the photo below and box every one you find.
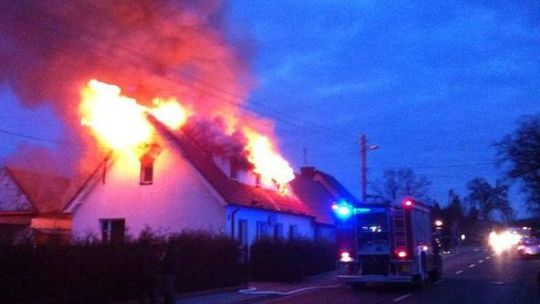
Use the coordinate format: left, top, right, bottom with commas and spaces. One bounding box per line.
444, 190, 464, 224
492, 180, 514, 222
465, 178, 513, 221
372, 168, 432, 203
496, 115, 540, 215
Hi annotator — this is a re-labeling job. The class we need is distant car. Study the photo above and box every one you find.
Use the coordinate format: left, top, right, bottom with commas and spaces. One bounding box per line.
517, 238, 540, 258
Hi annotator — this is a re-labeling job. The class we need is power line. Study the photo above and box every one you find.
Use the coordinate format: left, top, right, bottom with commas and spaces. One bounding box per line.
0, 127, 81, 148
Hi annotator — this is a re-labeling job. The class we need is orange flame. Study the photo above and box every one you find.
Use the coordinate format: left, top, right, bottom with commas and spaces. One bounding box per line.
244, 128, 295, 192
80, 79, 187, 151
149, 98, 188, 130
80, 80, 153, 151
80, 79, 295, 193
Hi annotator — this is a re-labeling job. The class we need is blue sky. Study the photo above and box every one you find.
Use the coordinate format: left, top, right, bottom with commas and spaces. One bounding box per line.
227, 1, 540, 216
1, 1, 539, 217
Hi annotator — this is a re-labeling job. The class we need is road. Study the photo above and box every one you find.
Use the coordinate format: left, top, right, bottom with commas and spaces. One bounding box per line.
260, 247, 540, 304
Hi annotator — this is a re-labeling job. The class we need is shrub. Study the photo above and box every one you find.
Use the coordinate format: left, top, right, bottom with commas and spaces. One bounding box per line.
0, 231, 242, 303
250, 238, 336, 282
170, 231, 245, 292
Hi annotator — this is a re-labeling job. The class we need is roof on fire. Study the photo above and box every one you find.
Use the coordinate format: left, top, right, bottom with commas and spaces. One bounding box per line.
153, 118, 358, 224
152, 118, 315, 218
4, 118, 356, 225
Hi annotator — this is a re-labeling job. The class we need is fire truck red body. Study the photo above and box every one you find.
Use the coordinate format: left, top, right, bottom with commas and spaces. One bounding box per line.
336, 198, 442, 286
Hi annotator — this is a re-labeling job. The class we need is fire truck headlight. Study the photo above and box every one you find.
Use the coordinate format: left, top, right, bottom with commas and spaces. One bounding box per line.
340, 251, 353, 262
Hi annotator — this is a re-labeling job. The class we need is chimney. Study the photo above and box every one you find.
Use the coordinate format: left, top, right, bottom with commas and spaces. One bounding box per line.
301, 166, 317, 179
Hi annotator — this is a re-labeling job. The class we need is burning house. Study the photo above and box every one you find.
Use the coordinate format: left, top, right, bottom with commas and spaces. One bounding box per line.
0, 79, 361, 247
0, 2, 359, 248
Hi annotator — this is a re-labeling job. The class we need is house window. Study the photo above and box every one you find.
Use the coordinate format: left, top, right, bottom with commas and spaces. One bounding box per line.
238, 219, 248, 247
256, 221, 270, 240
289, 224, 298, 240
315, 226, 322, 241
140, 159, 154, 185
100, 219, 125, 244
273, 223, 283, 240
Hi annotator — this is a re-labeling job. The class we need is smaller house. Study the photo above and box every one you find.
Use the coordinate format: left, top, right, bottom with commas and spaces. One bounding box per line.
0, 167, 74, 244
291, 166, 361, 242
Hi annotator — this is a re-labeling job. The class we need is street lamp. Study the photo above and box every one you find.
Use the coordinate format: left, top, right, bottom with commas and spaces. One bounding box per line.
435, 219, 443, 229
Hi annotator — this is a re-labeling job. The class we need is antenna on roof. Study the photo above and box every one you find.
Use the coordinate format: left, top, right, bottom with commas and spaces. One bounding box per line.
303, 147, 308, 166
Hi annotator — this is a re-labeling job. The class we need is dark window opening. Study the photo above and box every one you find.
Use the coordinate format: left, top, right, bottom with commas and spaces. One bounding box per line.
273, 223, 283, 240
140, 157, 154, 185
256, 221, 270, 240
100, 219, 125, 244
315, 227, 322, 241
289, 225, 298, 240
238, 219, 248, 247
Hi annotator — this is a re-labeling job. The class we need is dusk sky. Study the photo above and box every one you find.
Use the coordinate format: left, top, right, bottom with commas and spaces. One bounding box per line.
228, 1, 540, 216
1, 1, 540, 217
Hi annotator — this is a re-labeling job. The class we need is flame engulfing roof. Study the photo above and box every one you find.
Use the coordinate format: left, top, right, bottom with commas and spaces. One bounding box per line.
3, 121, 352, 224
3, 121, 335, 221
151, 117, 314, 217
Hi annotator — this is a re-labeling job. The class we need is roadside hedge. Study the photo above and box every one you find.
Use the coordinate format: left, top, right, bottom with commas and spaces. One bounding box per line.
250, 238, 336, 282
0, 231, 243, 304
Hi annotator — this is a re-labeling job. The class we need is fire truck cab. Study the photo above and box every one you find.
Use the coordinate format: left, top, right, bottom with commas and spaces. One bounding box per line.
335, 198, 442, 287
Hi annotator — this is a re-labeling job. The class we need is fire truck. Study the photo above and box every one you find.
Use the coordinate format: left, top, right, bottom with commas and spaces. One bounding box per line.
333, 197, 442, 286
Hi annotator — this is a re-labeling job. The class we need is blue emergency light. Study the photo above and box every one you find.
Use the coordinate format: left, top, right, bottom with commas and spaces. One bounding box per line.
331, 200, 372, 220
332, 200, 353, 220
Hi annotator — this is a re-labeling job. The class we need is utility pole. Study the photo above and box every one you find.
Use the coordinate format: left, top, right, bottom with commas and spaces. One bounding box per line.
360, 134, 367, 202
360, 134, 378, 203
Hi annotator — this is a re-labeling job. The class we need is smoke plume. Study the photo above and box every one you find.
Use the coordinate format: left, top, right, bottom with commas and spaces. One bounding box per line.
0, 0, 265, 173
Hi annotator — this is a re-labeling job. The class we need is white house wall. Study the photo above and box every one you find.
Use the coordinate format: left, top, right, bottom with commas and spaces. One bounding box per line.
0, 169, 33, 212
71, 140, 226, 240
225, 205, 315, 247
